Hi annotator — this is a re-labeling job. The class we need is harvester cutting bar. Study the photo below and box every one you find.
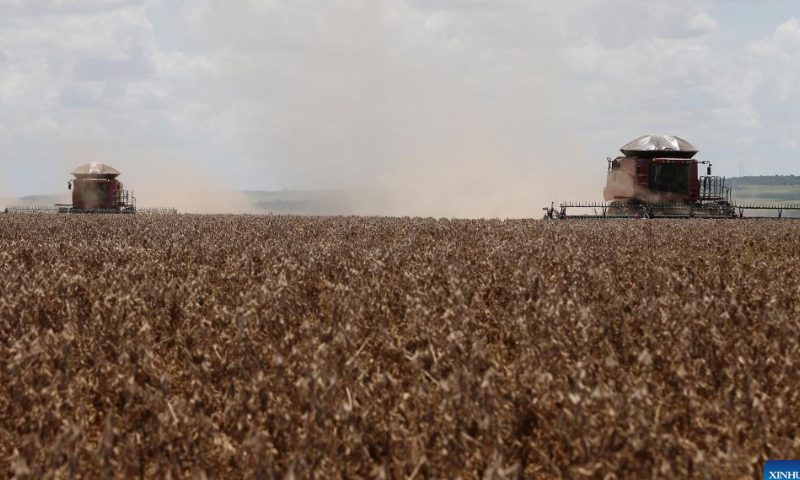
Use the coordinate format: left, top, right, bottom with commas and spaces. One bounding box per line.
4, 205, 178, 214
4, 205, 59, 214
137, 207, 178, 214
559, 201, 610, 209
734, 203, 800, 219
545, 200, 800, 220
544, 201, 738, 220
543, 201, 646, 220
57, 207, 136, 214
551, 215, 641, 220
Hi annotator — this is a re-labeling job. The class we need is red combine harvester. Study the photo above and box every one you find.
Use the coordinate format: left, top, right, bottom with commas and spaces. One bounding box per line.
5, 163, 176, 214
544, 134, 800, 219
62, 163, 136, 213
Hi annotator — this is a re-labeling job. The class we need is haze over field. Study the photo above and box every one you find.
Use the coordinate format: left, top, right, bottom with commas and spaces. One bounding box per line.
1, 1, 800, 215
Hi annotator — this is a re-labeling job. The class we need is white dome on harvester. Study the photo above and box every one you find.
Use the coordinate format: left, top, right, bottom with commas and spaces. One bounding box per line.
71, 162, 122, 178
620, 134, 699, 159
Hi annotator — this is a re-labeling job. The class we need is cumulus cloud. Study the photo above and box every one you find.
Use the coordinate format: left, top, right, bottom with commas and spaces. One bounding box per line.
689, 12, 719, 35
748, 18, 800, 58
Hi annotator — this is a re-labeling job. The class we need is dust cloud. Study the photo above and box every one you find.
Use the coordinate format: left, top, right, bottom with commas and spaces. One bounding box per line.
195, 0, 600, 218
2, 2, 601, 217
117, 158, 254, 215
59, 147, 253, 214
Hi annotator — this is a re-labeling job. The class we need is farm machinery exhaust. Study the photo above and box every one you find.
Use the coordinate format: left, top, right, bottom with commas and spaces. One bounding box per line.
5, 163, 176, 215
544, 134, 800, 220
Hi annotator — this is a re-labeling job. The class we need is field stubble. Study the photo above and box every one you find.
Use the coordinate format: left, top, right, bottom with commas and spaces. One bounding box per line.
1, 215, 799, 479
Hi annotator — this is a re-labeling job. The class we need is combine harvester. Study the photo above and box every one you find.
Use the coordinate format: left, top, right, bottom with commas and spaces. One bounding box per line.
544, 134, 800, 220
5, 163, 176, 214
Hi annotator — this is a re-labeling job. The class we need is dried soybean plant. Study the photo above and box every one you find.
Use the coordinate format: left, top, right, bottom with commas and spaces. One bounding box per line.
1, 215, 799, 479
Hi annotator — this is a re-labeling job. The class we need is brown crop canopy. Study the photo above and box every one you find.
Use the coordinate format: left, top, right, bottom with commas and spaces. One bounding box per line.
71, 162, 122, 179
620, 135, 699, 159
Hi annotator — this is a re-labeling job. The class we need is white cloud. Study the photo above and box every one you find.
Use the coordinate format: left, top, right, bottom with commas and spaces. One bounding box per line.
0, 71, 25, 100
689, 12, 719, 35
748, 17, 800, 59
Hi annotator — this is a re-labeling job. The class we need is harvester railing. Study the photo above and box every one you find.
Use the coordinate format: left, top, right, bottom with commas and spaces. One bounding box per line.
700, 176, 731, 202
115, 189, 136, 209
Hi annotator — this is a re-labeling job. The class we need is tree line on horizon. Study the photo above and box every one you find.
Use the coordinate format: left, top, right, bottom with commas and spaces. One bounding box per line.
727, 175, 800, 186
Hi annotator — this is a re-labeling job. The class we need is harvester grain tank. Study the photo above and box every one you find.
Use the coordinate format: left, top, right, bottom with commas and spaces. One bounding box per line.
545, 134, 800, 219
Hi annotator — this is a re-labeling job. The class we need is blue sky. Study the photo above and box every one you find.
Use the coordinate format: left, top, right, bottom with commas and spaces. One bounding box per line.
0, 0, 799, 215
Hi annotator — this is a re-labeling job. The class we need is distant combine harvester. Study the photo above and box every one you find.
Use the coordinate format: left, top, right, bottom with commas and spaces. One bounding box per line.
5, 162, 177, 214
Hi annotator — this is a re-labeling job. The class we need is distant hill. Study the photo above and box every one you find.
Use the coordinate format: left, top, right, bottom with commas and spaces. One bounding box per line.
2, 194, 70, 206
242, 190, 356, 215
